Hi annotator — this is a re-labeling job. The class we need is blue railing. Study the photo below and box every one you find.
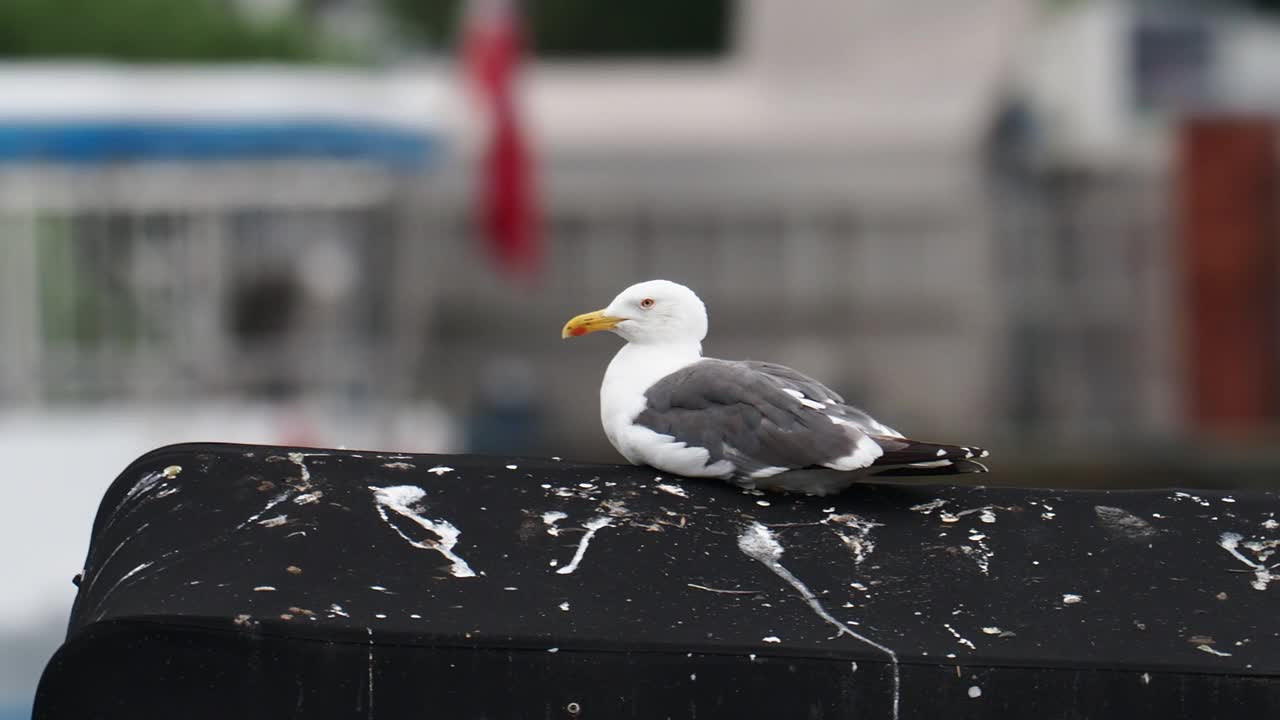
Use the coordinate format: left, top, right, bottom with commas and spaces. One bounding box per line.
0, 120, 438, 172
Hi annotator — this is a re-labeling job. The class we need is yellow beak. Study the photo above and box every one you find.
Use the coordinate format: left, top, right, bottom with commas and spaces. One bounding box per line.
562, 309, 624, 339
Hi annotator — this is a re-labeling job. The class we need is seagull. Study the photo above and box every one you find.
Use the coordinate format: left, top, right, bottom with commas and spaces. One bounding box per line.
562, 280, 988, 495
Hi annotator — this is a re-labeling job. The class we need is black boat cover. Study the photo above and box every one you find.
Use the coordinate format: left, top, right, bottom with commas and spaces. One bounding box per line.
35, 443, 1280, 718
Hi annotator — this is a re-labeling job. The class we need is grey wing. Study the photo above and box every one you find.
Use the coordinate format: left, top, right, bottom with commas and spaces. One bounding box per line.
741, 360, 904, 439
634, 359, 885, 479
737, 360, 846, 404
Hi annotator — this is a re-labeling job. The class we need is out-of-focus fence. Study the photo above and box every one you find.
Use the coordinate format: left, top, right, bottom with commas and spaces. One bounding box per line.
0, 147, 1196, 458
414, 152, 1185, 455
0, 163, 427, 408
996, 163, 1178, 444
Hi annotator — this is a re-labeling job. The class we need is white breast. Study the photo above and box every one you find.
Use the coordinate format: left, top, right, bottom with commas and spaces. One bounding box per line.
599, 342, 733, 478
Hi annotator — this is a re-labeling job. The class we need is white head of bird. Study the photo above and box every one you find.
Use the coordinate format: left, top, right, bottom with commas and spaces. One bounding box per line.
562, 280, 707, 345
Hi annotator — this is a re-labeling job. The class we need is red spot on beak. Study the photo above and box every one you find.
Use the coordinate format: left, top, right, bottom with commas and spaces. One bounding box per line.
571, 326, 587, 337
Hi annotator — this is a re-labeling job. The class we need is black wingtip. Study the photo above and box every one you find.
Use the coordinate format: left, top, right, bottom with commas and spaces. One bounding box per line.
873, 438, 989, 466
866, 437, 990, 477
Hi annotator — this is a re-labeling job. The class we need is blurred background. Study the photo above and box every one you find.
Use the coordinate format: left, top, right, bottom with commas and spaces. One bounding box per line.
3, 0, 1280, 715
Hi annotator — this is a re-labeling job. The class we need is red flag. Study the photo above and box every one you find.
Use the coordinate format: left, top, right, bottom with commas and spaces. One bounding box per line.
463, 0, 540, 280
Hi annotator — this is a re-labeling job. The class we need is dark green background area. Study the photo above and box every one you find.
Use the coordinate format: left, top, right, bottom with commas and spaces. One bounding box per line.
2, 1, 1274, 62
0, 0, 733, 61
387, 0, 732, 57
0, 0, 332, 61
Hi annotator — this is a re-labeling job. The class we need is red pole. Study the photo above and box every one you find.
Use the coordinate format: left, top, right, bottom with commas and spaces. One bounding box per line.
1179, 116, 1278, 432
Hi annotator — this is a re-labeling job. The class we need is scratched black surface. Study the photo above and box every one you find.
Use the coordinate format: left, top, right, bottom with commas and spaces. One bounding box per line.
35, 442, 1280, 719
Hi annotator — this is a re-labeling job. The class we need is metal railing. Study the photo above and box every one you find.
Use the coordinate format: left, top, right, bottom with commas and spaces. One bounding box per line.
0, 158, 1178, 450
0, 163, 421, 410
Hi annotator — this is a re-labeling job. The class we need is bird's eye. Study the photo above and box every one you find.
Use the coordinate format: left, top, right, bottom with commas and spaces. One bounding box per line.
640, 298, 655, 309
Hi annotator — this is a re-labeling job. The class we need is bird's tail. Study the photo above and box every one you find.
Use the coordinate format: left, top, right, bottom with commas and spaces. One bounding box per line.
868, 437, 989, 476
742, 438, 991, 495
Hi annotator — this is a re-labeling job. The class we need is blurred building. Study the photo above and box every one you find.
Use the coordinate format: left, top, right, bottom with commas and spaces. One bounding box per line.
0, 64, 455, 451
425, 0, 1030, 458
1000, 1, 1280, 442
2, 0, 1279, 461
